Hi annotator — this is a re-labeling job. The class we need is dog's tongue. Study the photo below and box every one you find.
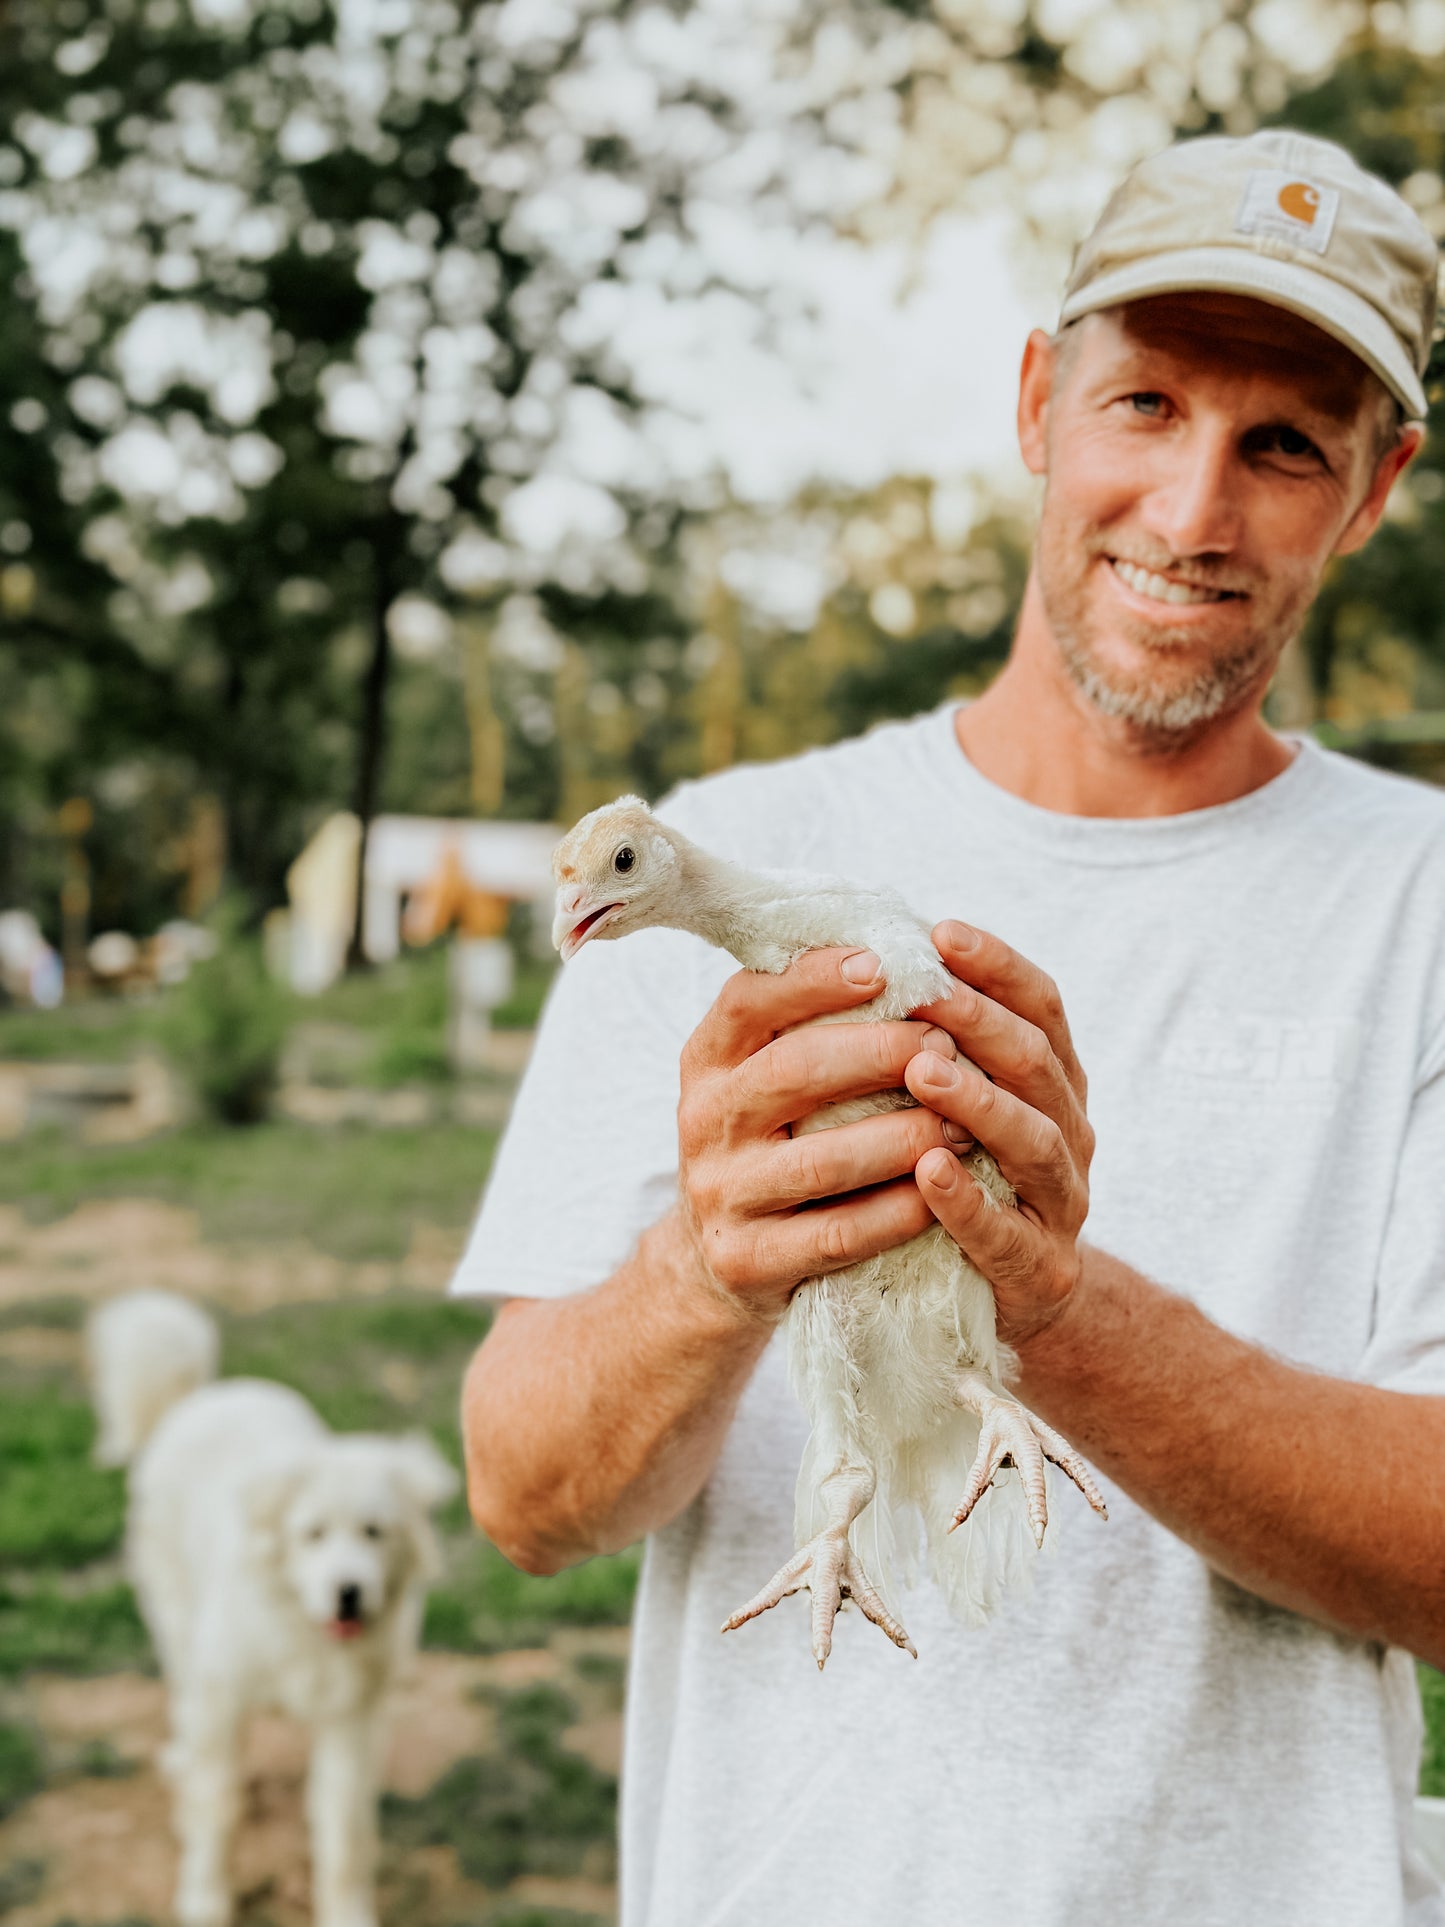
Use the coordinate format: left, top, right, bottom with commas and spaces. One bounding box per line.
326, 1618, 366, 1641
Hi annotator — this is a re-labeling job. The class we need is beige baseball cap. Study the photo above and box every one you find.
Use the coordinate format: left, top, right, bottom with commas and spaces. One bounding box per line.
1058, 129, 1439, 420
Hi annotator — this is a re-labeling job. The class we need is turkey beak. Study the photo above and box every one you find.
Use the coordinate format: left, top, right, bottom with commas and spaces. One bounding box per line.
552, 886, 621, 961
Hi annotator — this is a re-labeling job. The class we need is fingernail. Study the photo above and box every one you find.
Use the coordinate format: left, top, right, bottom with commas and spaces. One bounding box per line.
919, 1025, 955, 1058
920, 1148, 957, 1189
914, 1051, 958, 1087
942, 921, 978, 951
841, 949, 882, 985
942, 1120, 974, 1148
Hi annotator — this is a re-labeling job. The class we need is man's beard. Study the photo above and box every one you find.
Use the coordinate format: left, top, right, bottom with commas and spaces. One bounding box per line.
1037, 514, 1305, 749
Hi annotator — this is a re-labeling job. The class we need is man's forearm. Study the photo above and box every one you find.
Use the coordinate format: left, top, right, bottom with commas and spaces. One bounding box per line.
1015, 1245, 1445, 1666
462, 1207, 776, 1574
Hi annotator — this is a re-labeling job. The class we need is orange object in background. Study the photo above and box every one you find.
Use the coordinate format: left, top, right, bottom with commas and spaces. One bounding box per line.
400, 844, 509, 947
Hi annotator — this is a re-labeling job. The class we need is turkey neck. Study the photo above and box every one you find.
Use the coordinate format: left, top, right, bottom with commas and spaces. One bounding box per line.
661, 841, 822, 972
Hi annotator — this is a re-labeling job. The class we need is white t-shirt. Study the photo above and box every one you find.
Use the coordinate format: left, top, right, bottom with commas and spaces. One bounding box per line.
452, 701, 1445, 1927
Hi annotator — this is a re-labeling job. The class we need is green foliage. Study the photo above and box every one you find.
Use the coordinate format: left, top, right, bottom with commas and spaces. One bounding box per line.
0, 1393, 125, 1570
0, 1121, 496, 1263
0, 1720, 44, 1819
383, 1683, 616, 1891
162, 911, 291, 1124
0, 1582, 150, 1680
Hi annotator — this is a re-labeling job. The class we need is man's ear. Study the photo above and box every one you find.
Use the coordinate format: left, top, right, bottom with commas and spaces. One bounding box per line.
1018, 327, 1061, 478
1336, 422, 1425, 556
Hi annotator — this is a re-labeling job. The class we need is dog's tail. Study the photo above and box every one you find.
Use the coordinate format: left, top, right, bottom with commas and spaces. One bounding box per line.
85, 1290, 220, 1468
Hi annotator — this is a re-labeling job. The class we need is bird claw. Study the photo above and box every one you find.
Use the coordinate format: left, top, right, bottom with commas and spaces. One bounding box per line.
721, 1530, 917, 1670
950, 1373, 1107, 1547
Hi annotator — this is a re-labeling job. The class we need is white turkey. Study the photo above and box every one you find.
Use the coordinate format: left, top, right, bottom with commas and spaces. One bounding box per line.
551, 795, 1106, 1666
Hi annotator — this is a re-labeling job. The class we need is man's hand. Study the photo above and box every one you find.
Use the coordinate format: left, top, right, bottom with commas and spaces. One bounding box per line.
903, 920, 1094, 1347
675, 946, 967, 1321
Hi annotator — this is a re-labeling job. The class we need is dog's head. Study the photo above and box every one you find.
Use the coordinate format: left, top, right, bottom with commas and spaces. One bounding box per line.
249, 1433, 459, 1642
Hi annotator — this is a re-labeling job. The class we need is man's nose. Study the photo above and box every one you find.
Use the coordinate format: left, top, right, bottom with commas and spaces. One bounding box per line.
1139, 425, 1241, 558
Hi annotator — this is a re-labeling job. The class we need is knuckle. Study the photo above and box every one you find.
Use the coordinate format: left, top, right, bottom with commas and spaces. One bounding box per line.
1036, 1117, 1068, 1173
767, 1032, 815, 1099
716, 969, 752, 1019
675, 1087, 713, 1159
789, 1136, 830, 1199
816, 1214, 858, 1270
1017, 1024, 1052, 1079
706, 1227, 751, 1291
1035, 972, 1064, 1024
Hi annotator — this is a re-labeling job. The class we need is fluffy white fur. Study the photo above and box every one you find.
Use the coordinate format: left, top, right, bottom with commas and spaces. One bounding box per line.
553, 797, 1105, 1664
90, 1291, 458, 1927
87, 1288, 219, 1467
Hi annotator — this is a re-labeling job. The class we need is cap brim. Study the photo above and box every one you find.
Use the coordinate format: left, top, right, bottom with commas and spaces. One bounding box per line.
1058, 246, 1427, 420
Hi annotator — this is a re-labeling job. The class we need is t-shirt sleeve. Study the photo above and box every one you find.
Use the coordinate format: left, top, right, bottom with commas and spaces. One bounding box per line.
448, 915, 725, 1302
1357, 1021, 1445, 1395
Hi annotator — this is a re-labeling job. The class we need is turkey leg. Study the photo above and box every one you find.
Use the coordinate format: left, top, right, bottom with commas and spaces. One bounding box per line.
951, 1369, 1107, 1546
720, 1460, 916, 1670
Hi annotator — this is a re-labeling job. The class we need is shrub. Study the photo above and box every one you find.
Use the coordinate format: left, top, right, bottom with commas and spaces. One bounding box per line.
162, 904, 291, 1124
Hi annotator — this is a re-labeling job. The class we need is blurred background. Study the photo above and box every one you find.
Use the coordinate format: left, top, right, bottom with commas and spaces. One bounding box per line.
1, 0, 1444, 1922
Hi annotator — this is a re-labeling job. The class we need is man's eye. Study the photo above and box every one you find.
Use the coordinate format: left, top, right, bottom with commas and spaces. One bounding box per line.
1127, 392, 1168, 417
1263, 425, 1319, 460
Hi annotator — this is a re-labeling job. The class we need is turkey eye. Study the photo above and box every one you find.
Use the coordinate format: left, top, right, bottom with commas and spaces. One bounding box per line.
613, 845, 635, 875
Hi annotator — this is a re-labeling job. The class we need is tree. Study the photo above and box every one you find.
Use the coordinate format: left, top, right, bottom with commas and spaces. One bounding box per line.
0, 0, 811, 932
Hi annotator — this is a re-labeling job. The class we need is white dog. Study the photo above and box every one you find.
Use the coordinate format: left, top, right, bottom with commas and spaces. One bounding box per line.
87, 1290, 459, 1927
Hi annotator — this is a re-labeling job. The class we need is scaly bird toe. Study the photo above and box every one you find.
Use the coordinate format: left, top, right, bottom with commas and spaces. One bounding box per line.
951, 1372, 1107, 1546
721, 1530, 916, 1669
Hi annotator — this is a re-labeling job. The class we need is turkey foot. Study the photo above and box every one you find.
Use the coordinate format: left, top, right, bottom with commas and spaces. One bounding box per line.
720, 1462, 916, 1670
950, 1370, 1108, 1547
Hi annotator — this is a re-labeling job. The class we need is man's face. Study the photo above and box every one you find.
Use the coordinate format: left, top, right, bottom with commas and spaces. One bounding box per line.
1025, 293, 1407, 744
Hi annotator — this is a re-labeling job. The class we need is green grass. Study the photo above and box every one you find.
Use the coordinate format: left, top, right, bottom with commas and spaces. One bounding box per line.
0, 945, 552, 1103
0, 1859, 46, 1914
489, 954, 557, 1031
0, 1121, 496, 1262
0, 1583, 150, 1680
383, 1681, 616, 1891
0, 1720, 44, 1818
0, 998, 165, 1064
1420, 1665, 1445, 1797
423, 1545, 640, 1655
0, 1392, 125, 1570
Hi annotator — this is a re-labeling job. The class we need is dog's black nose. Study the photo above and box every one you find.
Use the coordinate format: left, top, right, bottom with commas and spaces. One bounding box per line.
337, 1583, 362, 1622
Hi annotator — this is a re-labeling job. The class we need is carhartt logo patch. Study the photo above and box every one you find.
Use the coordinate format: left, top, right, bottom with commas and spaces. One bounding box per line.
1235, 169, 1339, 255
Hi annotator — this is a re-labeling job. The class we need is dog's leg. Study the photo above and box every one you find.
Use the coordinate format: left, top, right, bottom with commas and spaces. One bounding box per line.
169, 1685, 242, 1927
308, 1709, 384, 1927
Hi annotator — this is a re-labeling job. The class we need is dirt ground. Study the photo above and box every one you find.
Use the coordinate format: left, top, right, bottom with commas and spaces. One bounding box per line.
0, 1198, 465, 1317
0, 1197, 625, 1926
0, 1640, 623, 1927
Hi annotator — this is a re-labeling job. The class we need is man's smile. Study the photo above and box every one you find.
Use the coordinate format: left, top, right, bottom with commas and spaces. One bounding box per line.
1105, 556, 1244, 608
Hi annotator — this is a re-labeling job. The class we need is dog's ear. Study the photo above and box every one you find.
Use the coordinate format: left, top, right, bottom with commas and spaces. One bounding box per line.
390, 1436, 458, 1586
391, 1434, 460, 1513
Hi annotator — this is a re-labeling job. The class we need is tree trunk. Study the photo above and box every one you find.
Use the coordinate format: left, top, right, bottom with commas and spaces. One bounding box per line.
348, 540, 394, 968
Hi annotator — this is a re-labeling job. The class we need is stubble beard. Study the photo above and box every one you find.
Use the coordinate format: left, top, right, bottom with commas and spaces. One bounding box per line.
1037, 513, 1306, 750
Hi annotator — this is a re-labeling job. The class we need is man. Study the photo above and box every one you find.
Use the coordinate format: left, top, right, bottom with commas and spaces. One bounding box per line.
453, 129, 1445, 1924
